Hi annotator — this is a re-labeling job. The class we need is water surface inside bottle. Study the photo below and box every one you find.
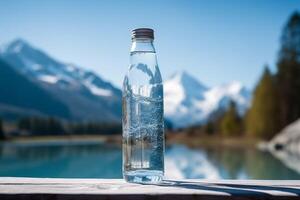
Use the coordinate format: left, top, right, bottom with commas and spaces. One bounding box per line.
123, 83, 164, 183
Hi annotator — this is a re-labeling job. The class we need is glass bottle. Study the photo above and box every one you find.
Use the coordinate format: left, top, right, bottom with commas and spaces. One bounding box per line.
122, 28, 164, 183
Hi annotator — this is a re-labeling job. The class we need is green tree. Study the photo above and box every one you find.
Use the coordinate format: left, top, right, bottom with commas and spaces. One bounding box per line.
0, 118, 5, 140
221, 101, 242, 136
277, 11, 300, 128
246, 67, 280, 139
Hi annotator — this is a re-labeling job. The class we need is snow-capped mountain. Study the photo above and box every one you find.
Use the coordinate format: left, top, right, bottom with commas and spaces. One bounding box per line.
164, 71, 251, 128
0, 39, 121, 122
0, 39, 119, 97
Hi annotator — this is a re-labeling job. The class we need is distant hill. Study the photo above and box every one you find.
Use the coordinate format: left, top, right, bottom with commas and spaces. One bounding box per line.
0, 39, 121, 122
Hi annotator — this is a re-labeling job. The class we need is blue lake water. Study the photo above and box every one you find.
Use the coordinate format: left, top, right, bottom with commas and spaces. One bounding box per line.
0, 141, 299, 179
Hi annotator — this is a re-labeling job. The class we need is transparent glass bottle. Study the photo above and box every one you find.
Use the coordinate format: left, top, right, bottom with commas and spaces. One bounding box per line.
122, 28, 164, 183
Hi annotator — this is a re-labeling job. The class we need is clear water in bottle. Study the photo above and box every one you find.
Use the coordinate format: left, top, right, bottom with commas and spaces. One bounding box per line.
122, 28, 164, 183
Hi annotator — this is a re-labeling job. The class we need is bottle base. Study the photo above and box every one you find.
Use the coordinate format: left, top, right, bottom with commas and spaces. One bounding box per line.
124, 170, 163, 184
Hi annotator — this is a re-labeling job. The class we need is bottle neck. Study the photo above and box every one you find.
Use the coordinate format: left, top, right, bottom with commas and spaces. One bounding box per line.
126, 37, 162, 89
130, 38, 156, 53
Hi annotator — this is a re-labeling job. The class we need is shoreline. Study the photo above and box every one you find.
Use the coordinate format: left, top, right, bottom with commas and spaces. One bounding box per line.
1, 133, 261, 149
166, 132, 260, 149
1, 134, 122, 145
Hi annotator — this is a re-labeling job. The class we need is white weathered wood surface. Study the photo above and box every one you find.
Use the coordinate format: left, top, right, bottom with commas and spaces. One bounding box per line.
0, 178, 300, 199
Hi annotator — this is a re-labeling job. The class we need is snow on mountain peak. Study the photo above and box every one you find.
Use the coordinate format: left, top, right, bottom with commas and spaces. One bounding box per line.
38, 75, 60, 84
164, 71, 208, 118
164, 71, 251, 128
3, 39, 29, 54
82, 72, 113, 97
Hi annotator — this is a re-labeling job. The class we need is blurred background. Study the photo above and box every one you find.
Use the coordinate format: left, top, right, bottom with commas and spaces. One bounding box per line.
0, 0, 300, 179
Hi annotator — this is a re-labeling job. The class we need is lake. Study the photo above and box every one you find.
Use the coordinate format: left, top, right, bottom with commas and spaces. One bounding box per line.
0, 141, 299, 179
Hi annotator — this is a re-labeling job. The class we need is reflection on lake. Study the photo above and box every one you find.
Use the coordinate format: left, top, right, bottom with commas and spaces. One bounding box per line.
0, 141, 299, 179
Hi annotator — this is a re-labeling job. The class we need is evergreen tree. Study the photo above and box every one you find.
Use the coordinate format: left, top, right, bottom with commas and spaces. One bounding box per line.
277, 11, 300, 128
47, 117, 65, 135
220, 101, 242, 137
204, 122, 215, 135
18, 117, 65, 135
246, 67, 280, 139
18, 118, 31, 130
0, 118, 4, 140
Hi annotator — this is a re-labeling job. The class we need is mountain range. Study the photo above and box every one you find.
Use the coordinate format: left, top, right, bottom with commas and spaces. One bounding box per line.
0, 39, 251, 127
0, 39, 121, 122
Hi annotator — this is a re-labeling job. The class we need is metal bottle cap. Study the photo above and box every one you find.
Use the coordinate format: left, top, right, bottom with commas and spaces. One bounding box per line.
131, 28, 154, 40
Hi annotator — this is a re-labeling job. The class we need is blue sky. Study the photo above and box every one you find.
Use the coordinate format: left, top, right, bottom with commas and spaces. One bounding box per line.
0, 0, 299, 89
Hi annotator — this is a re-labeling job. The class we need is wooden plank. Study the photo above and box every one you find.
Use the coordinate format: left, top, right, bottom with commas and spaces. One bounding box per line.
0, 178, 300, 199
